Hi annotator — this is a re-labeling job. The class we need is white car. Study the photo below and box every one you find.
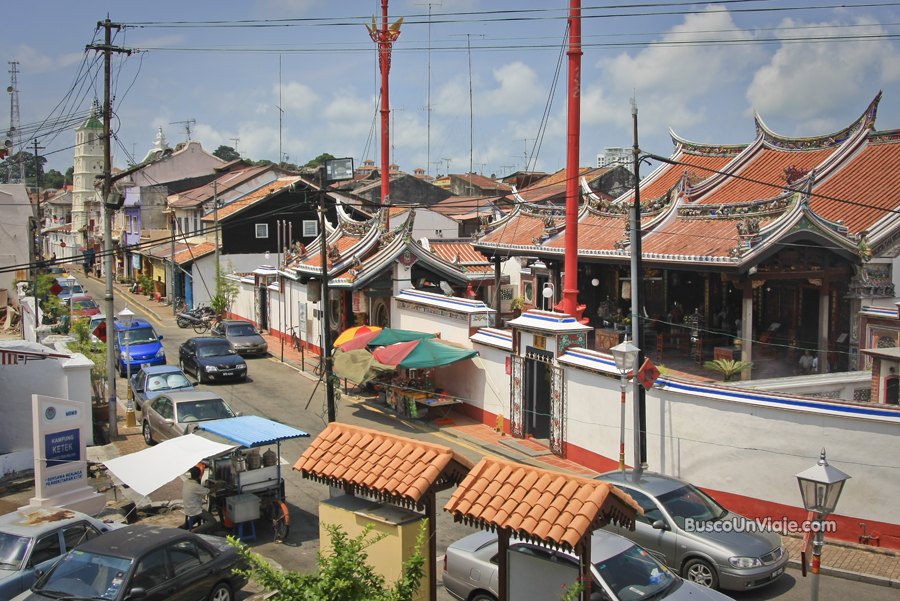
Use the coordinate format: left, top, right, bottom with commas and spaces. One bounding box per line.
0, 506, 122, 599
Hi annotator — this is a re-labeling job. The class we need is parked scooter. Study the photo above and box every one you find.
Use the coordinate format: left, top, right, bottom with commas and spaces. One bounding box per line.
175, 305, 216, 332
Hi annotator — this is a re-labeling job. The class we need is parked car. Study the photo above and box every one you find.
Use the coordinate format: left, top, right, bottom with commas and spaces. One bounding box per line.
114, 318, 165, 376
595, 470, 788, 591
11, 524, 249, 601
54, 277, 84, 302
128, 364, 195, 410
443, 529, 733, 601
142, 390, 238, 445
88, 314, 117, 345
69, 293, 101, 317
0, 506, 121, 599
178, 337, 247, 384
211, 319, 269, 357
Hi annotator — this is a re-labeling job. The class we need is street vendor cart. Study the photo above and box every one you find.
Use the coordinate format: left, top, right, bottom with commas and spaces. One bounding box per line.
101, 415, 309, 543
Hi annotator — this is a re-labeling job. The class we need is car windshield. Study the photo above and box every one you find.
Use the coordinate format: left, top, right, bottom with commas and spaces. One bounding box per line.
227, 324, 257, 336
198, 342, 233, 357
656, 484, 728, 526
0, 532, 30, 569
119, 327, 158, 345
594, 544, 675, 601
72, 300, 97, 310
34, 549, 132, 600
147, 373, 191, 392
177, 399, 235, 422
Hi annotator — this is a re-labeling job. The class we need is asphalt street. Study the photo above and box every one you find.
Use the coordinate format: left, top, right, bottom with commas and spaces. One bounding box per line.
79, 277, 896, 601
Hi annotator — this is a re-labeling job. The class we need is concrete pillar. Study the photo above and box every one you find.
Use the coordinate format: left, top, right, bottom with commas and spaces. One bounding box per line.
818, 285, 830, 372
741, 284, 753, 380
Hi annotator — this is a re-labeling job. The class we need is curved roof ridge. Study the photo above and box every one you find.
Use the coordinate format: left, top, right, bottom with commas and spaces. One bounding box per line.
669, 127, 748, 156
683, 136, 766, 201
755, 91, 881, 150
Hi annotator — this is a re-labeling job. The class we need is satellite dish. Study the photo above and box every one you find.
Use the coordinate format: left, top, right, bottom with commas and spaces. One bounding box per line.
439, 281, 454, 296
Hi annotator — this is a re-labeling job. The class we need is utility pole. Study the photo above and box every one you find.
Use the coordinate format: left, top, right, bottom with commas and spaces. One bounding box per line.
630, 98, 647, 473
31, 139, 44, 292
318, 169, 335, 423
7, 61, 23, 184
213, 181, 220, 285
561, 0, 582, 318
88, 18, 130, 440
277, 55, 284, 168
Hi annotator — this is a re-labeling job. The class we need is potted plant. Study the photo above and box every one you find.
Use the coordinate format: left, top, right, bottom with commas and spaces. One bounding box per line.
510, 295, 525, 317
703, 358, 753, 382
140, 274, 153, 298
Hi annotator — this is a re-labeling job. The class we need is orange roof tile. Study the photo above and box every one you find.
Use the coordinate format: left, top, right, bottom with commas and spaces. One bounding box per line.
201, 177, 299, 220
695, 147, 833, 205
445, 457, 639, 550
294, 423, 473, 507
547, 213, 626, 251
174, 241, 216, 265
640, 152, 734, 201
812, 138, 900, 235
480, 211, 562, 247
428, 240, 491, 267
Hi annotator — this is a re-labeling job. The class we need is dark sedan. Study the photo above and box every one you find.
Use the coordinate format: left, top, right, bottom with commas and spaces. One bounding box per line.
178, 337, 247, 384
211, 319, 269, 356
11, 524, 248, 601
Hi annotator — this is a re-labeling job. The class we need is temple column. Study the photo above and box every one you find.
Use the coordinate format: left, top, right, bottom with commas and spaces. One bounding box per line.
818, 283, 830, 372
741, 283, 754, 380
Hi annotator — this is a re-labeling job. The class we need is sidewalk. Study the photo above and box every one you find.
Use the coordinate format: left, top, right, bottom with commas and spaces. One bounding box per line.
100, 280, 900, 589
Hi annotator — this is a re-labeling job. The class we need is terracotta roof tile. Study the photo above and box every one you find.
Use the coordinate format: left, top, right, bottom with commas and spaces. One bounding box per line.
640, 152, 734, 201
174, 241, 216, 265
445, 457, 640, 550
294, 423, 473, 505
201, 177, 300, 221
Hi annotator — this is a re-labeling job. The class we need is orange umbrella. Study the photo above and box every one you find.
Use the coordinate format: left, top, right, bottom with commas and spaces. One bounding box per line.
333, 325, 382, 348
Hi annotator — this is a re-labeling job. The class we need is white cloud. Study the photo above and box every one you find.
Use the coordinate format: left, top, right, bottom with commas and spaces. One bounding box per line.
481, 62, 542, 115
277, 81, 320, 115
747, 17, 900, 127
11, 45, 84, 73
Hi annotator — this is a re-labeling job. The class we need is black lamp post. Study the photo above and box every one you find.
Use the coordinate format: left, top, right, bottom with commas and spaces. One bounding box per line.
796, 449, 850, 601
610, 338, 639, 471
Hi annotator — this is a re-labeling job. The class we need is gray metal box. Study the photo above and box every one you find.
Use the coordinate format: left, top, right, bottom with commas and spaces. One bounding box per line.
226, 493, 260, 523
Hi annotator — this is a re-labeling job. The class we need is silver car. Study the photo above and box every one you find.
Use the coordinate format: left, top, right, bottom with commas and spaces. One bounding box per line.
0, 506, 119, 598
596, 470, 788, 591
443, 529, 734, 601
141, 390, 238, 445
211, 319, 269, 356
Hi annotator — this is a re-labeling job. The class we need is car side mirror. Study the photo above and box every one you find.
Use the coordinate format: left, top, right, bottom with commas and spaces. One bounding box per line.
158, 335, 164, 340
125, 587, 148, 600
652, 519, 669, 531
163, 418, 174, 425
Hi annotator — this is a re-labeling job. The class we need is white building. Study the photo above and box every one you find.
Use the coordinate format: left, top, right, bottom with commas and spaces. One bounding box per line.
596, 147, 632, 172
71, 101, 104, 246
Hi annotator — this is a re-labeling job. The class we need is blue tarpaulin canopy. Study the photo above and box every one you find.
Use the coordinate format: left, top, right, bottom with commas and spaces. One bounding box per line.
198, 415, 309, 448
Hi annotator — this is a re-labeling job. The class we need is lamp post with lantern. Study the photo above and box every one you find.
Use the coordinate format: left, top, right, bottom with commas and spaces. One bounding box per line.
796, 449, 850, 601
118, 306, 137, 428
610, 338, 639, 471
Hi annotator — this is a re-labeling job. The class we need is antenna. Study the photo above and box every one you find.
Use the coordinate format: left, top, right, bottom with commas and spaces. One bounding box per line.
500, 165, 515, 176
416, 2, 441, 177
169, 118, 196, 141
277, 54, 283, 167
430, 160, 443, 176
229, 138, 240, 155
517, 137, 536, 171
7, 61, 23, 183
441, 157, 452, 175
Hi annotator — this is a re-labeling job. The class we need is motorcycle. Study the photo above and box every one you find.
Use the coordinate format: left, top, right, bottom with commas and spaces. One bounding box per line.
176, 306, 216, 333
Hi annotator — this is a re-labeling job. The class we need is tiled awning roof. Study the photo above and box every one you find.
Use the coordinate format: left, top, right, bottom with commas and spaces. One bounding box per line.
293, 423, 473, 509
444, 457, 639, 551
174, 241, 216, 265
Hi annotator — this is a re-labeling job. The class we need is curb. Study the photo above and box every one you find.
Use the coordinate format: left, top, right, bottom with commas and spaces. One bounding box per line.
786, 558, 898, 588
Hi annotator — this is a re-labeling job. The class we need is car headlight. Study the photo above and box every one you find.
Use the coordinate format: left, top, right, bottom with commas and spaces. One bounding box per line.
120, 351, 129, 360
729, 556, 763, 569
205, 365, 218, 372
236, 363, 247, 369
155, 349, 166, 358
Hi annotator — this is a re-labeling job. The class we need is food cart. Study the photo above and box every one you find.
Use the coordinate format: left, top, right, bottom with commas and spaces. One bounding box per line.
101, 415, 308, 543
196, 415, 309, 541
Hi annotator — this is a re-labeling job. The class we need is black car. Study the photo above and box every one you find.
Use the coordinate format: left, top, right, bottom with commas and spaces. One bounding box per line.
13, 524, 248, 601
178, 337, 247, 384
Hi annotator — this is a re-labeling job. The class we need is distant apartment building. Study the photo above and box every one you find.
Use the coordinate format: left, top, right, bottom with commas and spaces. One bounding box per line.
596, 147, 633, 172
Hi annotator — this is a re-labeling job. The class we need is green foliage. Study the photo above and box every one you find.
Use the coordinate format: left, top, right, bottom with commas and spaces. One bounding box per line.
305, 153, 336, 169
510, 295, 525, 311
703, 359, 753, 381
44, 169, 65, 190
0, 150, 46, 185
210, 267, 238, 317
139, 273, 153, 296
67, 317, 108, 400
230, 521, 426, 601
213, 145, 241, 162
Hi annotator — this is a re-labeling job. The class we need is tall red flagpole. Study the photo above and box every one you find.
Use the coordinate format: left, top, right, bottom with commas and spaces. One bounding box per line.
562, 0, 583, 319
368, 0, 402, 230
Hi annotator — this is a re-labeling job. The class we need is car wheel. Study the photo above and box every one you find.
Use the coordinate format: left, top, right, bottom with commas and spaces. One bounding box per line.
142, 421, 155, 446
470, 593, 497, 601
683, 558, 718, 589
208, 582, 232, 601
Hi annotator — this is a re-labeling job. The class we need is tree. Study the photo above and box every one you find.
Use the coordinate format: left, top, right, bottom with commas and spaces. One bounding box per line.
213, 145, 241, 162
44, 169, 65, 190
230, 522, 427, 601
67, 318, 108, 402
305, 153, 336, 169
65, 167, 74, 186
0, 150, 46, 185
210, 264, 239, 317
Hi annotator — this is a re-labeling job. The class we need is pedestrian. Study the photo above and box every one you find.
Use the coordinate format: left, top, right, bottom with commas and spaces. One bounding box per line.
182, 465, 208, 530
799, 350, 814, 374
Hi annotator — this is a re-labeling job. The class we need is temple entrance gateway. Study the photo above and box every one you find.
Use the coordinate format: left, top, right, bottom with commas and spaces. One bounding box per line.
523, 348, 553, 440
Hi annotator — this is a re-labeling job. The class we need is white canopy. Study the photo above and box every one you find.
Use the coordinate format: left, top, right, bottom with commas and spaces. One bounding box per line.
102, 433, 238, 497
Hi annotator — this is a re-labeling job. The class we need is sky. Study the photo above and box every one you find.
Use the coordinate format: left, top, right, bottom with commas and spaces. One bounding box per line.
6, 1, 900, 180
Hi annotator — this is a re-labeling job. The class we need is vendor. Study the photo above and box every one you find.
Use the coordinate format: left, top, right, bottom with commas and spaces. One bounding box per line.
182, 466, 208, 530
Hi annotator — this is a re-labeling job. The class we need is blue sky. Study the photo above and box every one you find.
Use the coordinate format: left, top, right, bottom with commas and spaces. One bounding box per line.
6, 1, 900, 179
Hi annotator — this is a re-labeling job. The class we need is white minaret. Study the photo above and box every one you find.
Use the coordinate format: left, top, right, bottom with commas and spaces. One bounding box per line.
71, 99, 104, 241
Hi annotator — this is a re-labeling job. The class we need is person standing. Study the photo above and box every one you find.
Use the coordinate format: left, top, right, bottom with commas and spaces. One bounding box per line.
182, 466, 208, 530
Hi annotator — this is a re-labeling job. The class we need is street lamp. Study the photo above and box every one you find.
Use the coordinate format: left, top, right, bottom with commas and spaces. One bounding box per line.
796, 449, 850, 601
610, 338, 640, 472
118, 306, 136, 428
542, 282, 555, 311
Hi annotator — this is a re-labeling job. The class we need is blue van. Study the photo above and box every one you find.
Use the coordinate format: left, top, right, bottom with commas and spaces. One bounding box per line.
114, 318, 166, 376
